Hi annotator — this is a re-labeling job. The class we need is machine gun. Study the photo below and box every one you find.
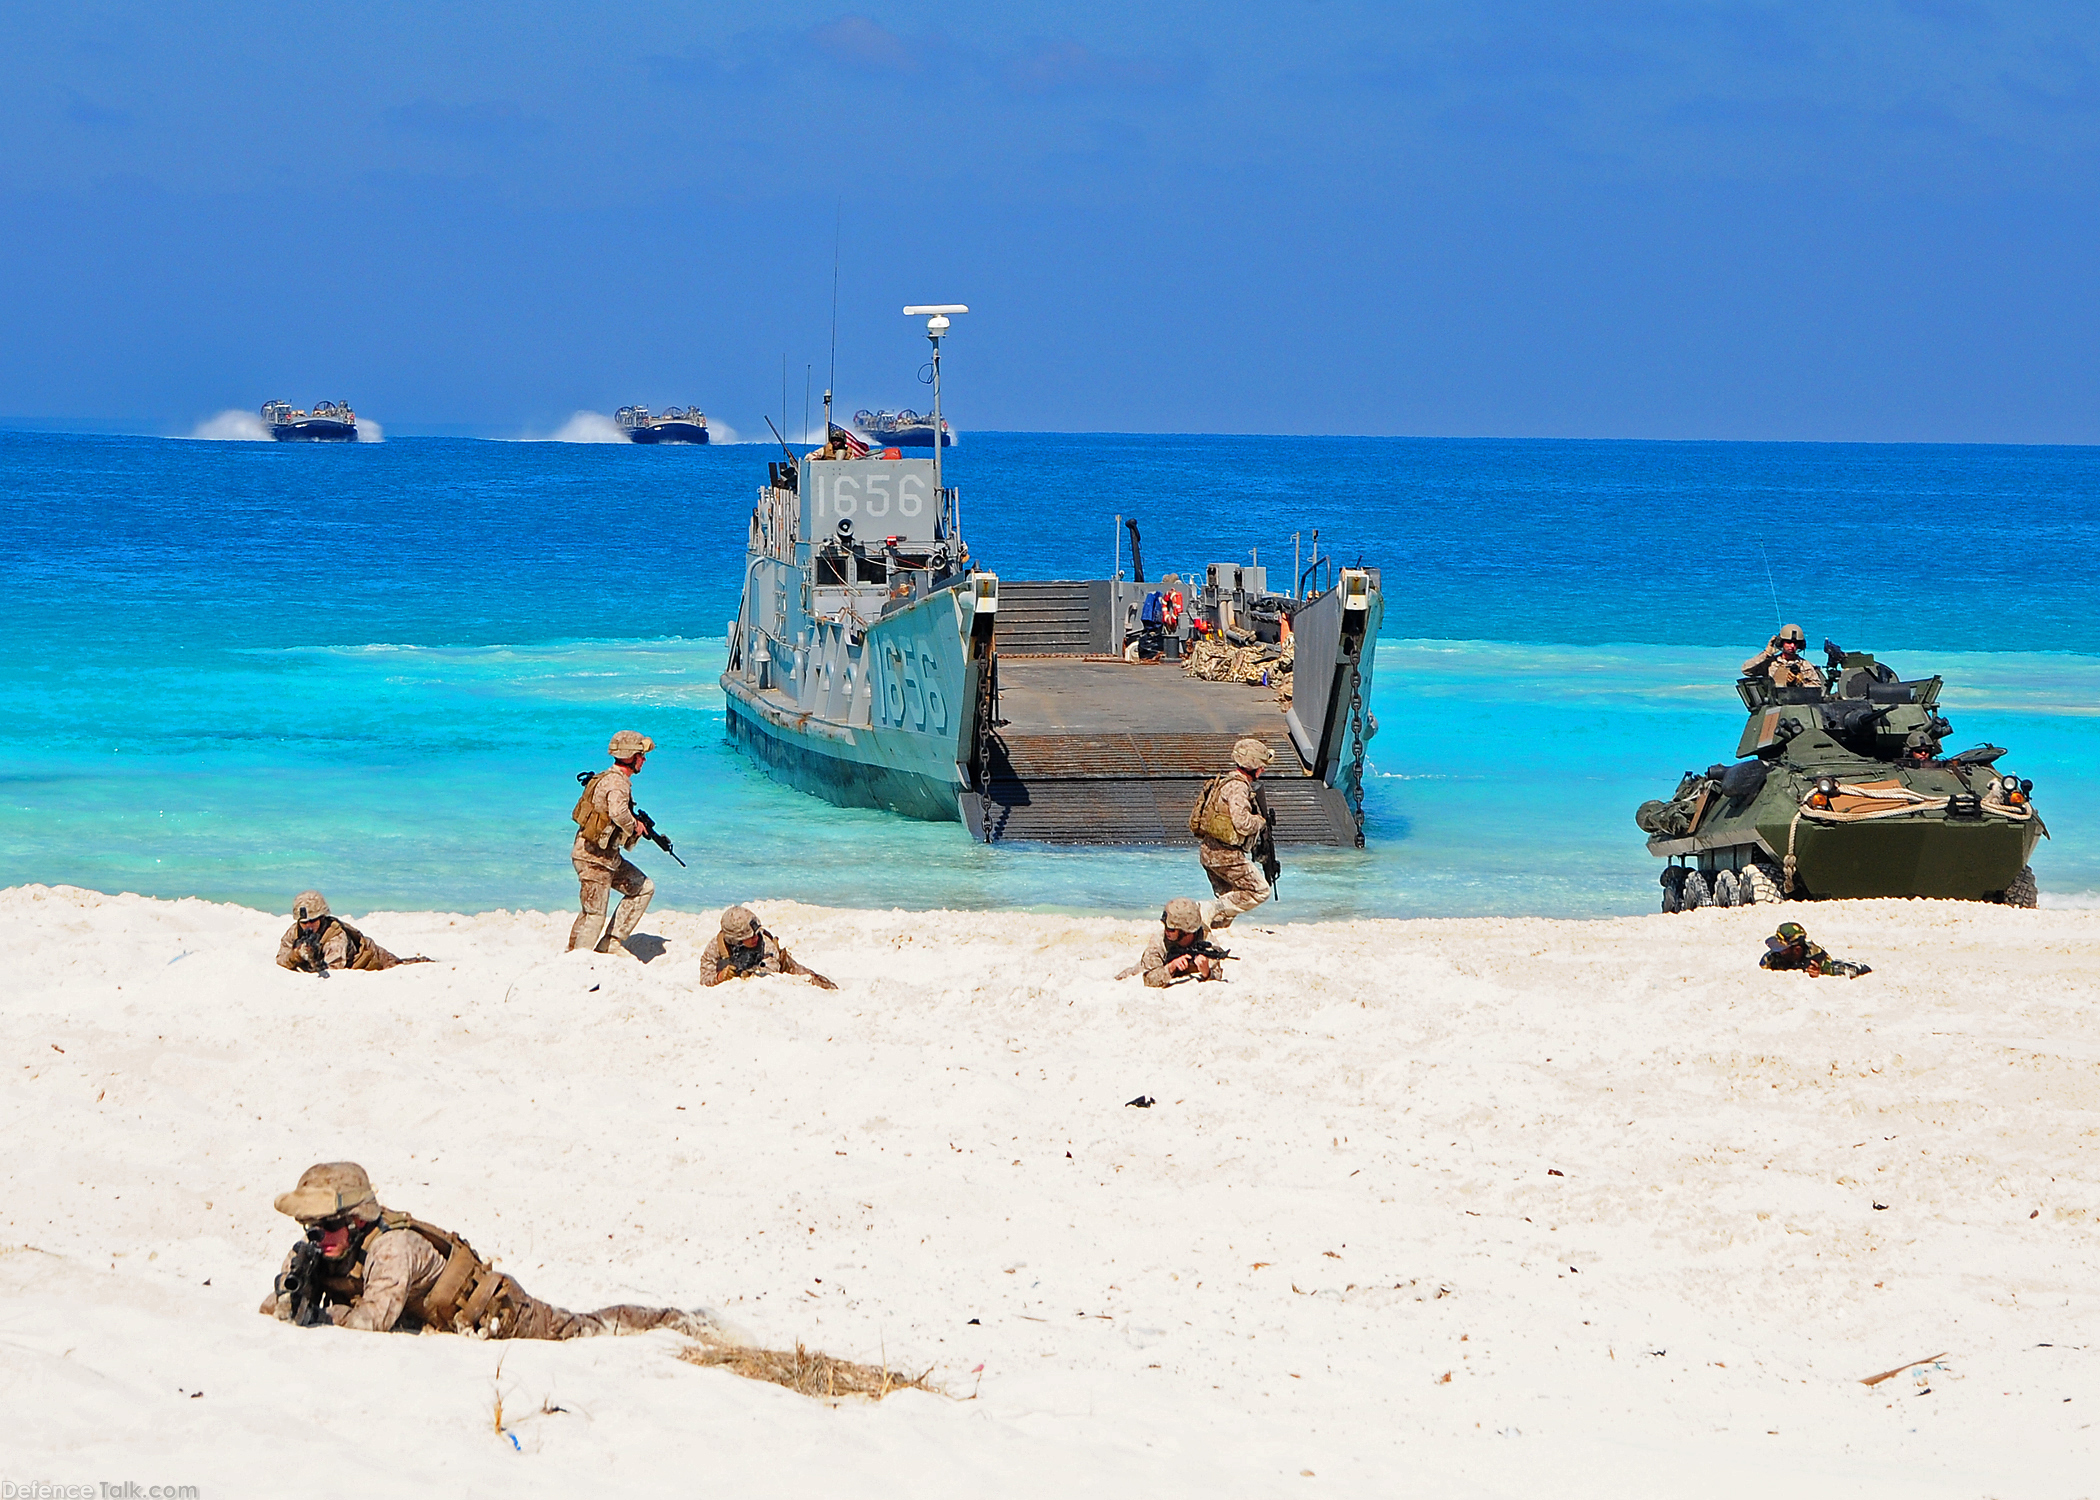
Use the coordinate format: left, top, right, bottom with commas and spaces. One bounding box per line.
278, 1238, 329, 1327
1822, 638, 1847, 675
1250, 784, 1282, 899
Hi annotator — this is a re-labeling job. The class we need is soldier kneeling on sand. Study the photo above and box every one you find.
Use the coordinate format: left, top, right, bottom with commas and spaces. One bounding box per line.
698, 905, 838, 989
260, 1161, 742, 1343
1117, 897, 1230, 987
276, 891, 424, 975
1760, 921, 1872, 979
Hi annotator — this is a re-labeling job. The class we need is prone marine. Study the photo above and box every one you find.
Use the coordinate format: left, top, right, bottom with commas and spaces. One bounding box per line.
260, 1161, 742, 1343
698, 904, 837, 989
1760, 921, 1872, 979
1116, 897, 1231, 986
276, 891, 426, 975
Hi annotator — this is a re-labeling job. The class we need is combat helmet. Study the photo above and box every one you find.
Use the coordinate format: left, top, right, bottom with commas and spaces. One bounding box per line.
292, 890, 330, 922
274, 1161, 380, 1224
1232, 737, 1276, 771
1777, 624, 1806, 645
608, 730, 656, 758
1775, 922, 1807, 943
1161, 897, 1204, 932
719, 905, 760, 941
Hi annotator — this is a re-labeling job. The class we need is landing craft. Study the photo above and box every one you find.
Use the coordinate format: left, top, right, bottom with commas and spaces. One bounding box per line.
722, 307, 1383, 846
261, 400, 357, 441
853, 408, 952, 447
616, 406, 711, 444
1638, 640, 2044, 907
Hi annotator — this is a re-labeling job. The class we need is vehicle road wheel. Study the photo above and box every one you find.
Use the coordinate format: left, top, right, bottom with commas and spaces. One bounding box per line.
1713, 870, 1741, 907
1660, 867, 1687, 913
1742, 865, 1783, 906
1680, 870, 1712, 910
2004, 865, 2039, 909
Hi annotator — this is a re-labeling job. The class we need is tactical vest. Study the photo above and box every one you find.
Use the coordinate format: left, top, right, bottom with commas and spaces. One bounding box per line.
572, 771, 633, 851
1189, 776, 1245, 846
318, 1210, 511, 1334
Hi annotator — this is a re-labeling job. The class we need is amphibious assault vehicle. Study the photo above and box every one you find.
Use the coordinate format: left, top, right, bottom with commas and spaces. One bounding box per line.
1637, 641, 2044, 909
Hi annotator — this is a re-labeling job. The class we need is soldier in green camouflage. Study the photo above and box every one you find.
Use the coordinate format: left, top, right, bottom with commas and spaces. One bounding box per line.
1760, 921, 1871, 978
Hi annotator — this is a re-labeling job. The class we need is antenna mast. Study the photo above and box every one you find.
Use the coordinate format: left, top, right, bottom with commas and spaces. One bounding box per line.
903, 304, 967, 504
827, 205, 841, 437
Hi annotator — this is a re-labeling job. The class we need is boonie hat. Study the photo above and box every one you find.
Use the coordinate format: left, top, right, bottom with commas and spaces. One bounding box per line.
274, 1161, 380, 1223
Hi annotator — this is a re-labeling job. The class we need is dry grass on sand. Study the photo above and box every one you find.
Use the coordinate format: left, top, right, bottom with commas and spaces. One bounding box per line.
679, 1341, 941, 1402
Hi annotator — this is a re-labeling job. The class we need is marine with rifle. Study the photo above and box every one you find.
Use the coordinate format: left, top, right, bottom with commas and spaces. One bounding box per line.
1117, 896, 1234, 986
1759, 921, 1872, 979
1188, 737, 1280, 929
275, 890, 424, 975
697, 904, 838, 989
260, 1161, 743, 1343
569, 730, 680, 956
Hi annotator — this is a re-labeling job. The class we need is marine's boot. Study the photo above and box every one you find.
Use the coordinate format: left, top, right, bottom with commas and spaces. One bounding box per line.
597, 886, 653, 954
568, 907, 609, 952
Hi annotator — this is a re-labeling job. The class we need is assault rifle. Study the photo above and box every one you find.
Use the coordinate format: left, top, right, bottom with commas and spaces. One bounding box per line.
279, 1238, 328, 1326
631, 807, 687, 868
574, 770, 686, 867
1250, 784, 1282, 899
1188, 938, 1239, 964
295, 929, 331, 979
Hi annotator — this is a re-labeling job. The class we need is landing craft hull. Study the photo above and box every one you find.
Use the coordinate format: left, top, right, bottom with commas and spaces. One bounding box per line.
720, 582, 985, 825
865, 426, 950, 448
270, 420, 357, 442
626, 423, 710, 445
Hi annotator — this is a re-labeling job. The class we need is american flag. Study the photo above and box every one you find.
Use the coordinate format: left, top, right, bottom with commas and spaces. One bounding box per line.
831, 423, 869, 459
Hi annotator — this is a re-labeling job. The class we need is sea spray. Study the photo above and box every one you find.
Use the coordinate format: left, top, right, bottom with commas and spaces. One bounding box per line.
526, 411, 629, 443
355, 418, 384, 442
187, 409, 270, 441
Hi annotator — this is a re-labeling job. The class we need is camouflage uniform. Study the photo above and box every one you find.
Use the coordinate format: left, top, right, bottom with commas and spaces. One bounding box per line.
259, 1162, 737, 1343
276, 916, 401, 973
1742, 627, 1825, 689
1760, 922, 1870, 978
698, 906, 836, 988
1193, 772, 1271, 928
571, 762, 654, 953
1119, 931, 1221, 987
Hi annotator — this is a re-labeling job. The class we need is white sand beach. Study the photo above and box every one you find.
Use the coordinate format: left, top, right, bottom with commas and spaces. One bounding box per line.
2, 883, 2095, 1498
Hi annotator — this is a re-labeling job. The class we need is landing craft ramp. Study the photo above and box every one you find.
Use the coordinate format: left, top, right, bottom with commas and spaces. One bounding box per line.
962, 577, 1379, 846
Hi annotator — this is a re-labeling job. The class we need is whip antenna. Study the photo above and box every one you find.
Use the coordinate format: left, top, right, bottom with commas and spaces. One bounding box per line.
827, 203, 841, 435
1759, 542, 1783, 627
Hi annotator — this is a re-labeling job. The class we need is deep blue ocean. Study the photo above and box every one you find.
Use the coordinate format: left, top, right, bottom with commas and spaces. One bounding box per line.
2, 427, 2095, 918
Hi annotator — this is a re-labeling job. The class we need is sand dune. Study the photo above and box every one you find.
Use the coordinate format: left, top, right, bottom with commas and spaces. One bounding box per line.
2, 885, 2095, 1497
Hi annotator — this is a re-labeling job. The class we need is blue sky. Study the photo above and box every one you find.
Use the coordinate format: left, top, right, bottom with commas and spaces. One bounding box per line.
3, 2, 2097, 440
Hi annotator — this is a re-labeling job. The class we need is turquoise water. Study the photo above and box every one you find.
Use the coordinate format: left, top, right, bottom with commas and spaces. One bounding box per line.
2, 430, 2095, 917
